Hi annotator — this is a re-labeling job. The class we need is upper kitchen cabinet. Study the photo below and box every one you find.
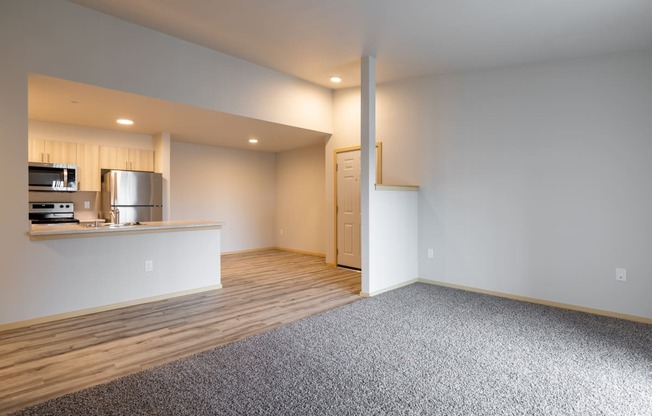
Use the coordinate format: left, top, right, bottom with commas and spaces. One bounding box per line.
129, 148, 155, 172
76, 143, 100, 192
99, 145, 154, 172
28, 139, 77, 164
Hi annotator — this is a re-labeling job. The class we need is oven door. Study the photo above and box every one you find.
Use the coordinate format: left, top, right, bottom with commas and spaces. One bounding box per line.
30, 217, 80, 224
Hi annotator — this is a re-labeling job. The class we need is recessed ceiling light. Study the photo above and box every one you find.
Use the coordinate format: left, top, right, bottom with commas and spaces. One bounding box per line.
330, 76, 342, 84
116, 118, 134, 125
248, 138, 258, 144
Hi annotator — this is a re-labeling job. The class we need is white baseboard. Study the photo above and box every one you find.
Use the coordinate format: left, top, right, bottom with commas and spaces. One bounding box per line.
274, 247, 325, 258
221, 247, 276, 255
360, 278, 418, 298
417, 278, 652, 324
222, 247, 325, 258
0, 284, 223, 332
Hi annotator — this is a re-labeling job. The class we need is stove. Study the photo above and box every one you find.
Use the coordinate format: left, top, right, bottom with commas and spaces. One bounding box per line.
29, 202, 80, 224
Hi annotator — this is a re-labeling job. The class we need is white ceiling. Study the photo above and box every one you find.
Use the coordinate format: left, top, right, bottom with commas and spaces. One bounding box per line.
69, 0, 652, 88
29, 75, 328, 153
34, 1, 652, 152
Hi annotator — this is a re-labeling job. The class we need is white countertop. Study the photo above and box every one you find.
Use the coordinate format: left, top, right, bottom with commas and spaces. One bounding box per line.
30, 220, 223, 240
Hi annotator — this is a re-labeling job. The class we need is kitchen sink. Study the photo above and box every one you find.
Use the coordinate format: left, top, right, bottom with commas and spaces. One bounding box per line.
82, 221, 146, 228
107, 222, 138, 228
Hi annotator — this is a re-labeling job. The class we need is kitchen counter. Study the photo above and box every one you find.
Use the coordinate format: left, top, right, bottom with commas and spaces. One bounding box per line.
29, 220, 223, 240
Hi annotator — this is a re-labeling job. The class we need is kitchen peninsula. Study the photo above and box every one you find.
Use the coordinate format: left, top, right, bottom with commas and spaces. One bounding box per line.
30, 220, 222, 240
13, 220, 224, 330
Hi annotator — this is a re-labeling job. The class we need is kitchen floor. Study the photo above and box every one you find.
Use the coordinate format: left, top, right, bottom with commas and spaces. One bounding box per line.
0, 249, 361, 415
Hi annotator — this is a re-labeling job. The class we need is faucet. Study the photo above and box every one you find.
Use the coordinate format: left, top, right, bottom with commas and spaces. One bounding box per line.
110, 208, 120, 224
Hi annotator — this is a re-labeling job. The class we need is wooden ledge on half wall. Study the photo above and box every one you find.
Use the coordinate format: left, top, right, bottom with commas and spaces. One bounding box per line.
375, 184, 419, 191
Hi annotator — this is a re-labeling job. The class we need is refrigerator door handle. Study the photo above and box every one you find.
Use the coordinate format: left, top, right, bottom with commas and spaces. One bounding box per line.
112, 175, 119, 223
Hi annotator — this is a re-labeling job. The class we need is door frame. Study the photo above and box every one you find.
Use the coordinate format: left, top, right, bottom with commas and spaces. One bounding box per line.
333, 142, 382, 267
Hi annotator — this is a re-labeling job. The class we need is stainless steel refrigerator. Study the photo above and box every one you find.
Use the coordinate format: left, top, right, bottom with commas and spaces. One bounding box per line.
102, 170, 163, 223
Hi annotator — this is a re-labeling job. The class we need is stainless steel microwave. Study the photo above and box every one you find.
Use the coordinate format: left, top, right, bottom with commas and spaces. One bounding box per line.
28, 162, 78, 192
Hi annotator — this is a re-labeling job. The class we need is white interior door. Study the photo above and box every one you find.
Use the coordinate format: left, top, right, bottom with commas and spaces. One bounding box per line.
336, 149, 361, 269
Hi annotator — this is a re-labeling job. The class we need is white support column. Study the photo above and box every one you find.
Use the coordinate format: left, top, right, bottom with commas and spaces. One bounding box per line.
361, 56, 376, 294
154, 132, 171, 220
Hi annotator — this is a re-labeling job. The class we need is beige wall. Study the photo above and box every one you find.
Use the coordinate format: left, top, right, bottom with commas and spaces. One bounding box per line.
325, 86, 420, 264
275, 145, 326, 255
171, 141, 327, 255
170, 141, 276, 252
325, 89, 360, 264
29, 120, 155, 149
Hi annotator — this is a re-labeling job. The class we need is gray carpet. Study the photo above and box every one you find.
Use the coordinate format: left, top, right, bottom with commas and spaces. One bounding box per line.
11, 283, 652, 416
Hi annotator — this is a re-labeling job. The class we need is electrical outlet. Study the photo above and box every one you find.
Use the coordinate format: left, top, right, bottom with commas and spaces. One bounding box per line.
84, 200, 91, 209
427, 249, 434, 259
616, 268, 626, 282
145, 260, 153, 272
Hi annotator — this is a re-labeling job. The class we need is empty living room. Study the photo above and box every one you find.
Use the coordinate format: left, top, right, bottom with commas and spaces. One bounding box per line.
1, 1, 651, 415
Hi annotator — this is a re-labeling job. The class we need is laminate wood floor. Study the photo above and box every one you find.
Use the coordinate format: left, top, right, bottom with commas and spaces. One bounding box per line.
0, 249, 361, 415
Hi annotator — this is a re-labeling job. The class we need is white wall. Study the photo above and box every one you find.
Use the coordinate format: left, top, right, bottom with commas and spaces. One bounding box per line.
16, 229, 222, 323
275, 145, 326, 255
329, 49, 652, 318
170, 141, 276, 253
0, 0, 332, 325
379, 50, 652, 318
368, 188, 419, 295
16, 2, 333, 133
329, 86, 419, 295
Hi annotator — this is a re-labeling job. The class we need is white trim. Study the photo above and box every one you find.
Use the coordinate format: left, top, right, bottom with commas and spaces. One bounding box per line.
417, 279, 652, 324
0, 284, 223, 332
360, 278, 418, 297
222, 247, 325, 258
